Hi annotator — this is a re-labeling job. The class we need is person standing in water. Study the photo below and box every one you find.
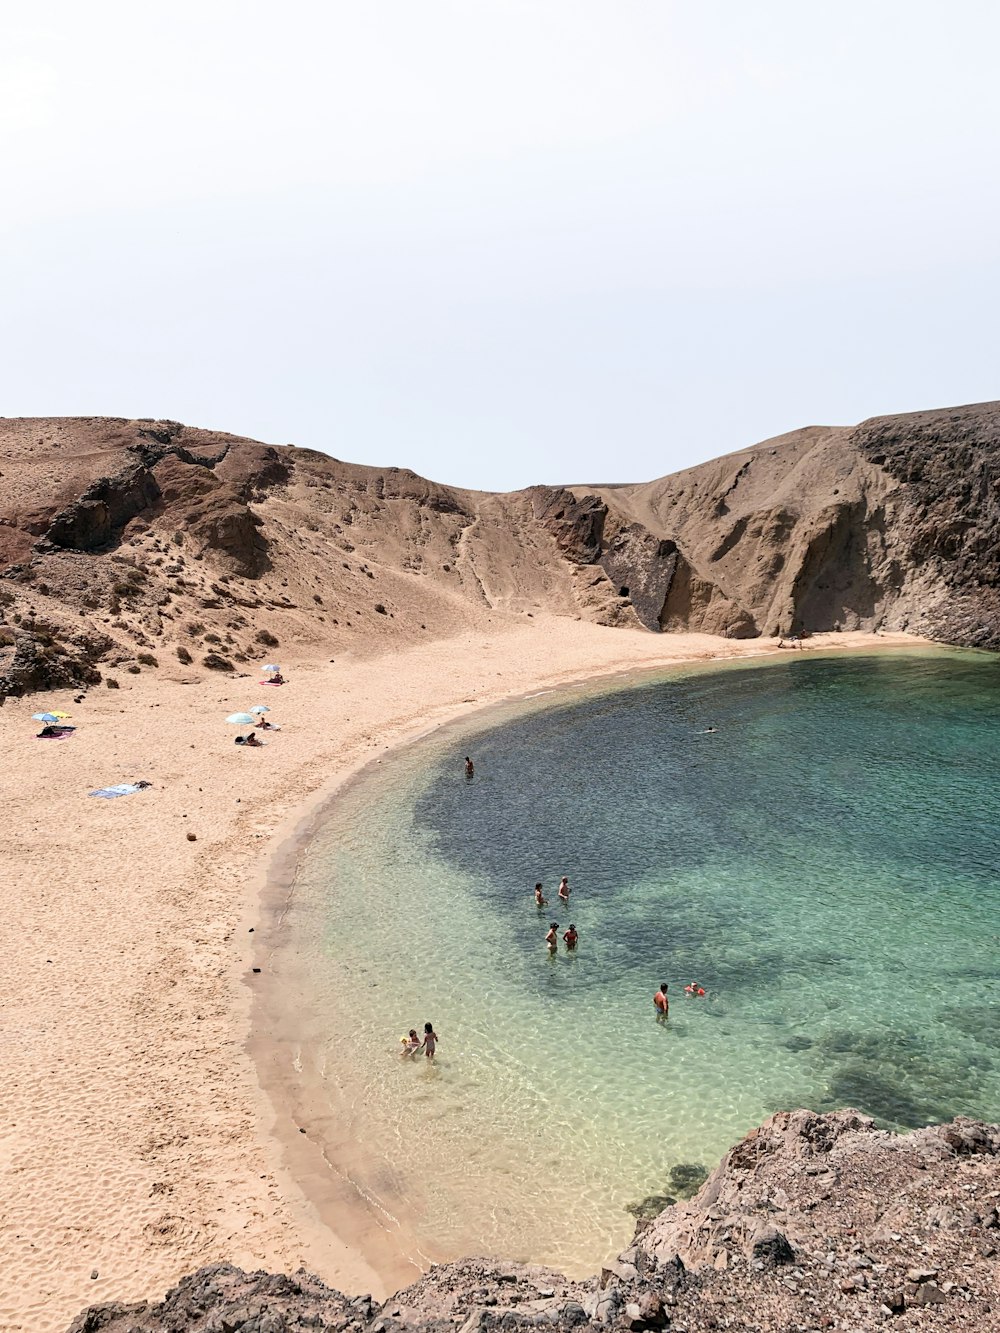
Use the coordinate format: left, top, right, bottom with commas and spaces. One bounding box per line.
654, 983, 669, 1021
464, 756, 474, 779
421, 1021, 439, 1059
563, 923, 578, 949
534, 882, 547, 907
545, 922, 559, 951
558, 876, 570, 904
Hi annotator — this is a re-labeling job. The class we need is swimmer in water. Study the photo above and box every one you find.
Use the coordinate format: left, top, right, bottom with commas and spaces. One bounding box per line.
545, 922, 559, 951
534, 882, 547, 907
563, 923, 578, 949
654, 983, 669, 1020
464, 756, 474, 779
558, 876, 570, 904
684, 981, 706, 997
421, 1021, 439, 1059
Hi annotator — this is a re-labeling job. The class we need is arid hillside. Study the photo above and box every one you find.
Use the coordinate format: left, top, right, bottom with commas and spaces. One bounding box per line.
1, 402, 998, 695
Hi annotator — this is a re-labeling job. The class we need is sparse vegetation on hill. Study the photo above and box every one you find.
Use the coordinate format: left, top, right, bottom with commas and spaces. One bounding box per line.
2, 402, 999, 698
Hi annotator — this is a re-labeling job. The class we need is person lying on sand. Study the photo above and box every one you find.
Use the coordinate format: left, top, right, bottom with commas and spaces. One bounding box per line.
244, 732, 263, 747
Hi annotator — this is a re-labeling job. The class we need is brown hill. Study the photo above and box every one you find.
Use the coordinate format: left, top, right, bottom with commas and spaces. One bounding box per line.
2, 402, 998, 695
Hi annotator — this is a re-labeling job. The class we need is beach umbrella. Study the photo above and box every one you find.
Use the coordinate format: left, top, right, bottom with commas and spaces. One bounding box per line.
226, 712, 256, 725
32, 712, 60, 724
250, 705, 270, 714
262, 664, 280, 672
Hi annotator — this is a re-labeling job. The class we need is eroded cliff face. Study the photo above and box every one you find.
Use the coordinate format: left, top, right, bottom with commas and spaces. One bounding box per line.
66, 1112, 1000, 1332
592, 401, 1000, 646
2, 401, 1000, 696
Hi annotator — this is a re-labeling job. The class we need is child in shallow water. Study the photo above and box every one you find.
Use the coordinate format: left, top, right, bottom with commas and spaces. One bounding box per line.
401, 1029, 421, 1056
421, 1022, 439, 1059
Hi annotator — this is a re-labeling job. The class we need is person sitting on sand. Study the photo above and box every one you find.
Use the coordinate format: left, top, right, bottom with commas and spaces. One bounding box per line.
563, 924, 578, 949
256, 715, 271, 729
534, 882, 547, 907
271, 671, 285, 684
558, 876, 570, 904
401, 1029, 421, 1057
420, 1021, 439, 1059
464, 756, 474, 778
654, 983, 669, 1019
244, 732, 263, 748
545, 922, 559, 951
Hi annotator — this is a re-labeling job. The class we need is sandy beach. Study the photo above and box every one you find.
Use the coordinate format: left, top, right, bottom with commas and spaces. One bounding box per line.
0, 620, 924, 1332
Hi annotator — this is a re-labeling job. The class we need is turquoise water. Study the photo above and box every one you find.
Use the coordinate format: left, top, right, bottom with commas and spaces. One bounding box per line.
281, 651, 1000, 1274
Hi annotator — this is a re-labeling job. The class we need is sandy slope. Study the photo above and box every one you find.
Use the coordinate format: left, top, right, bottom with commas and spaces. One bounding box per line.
0, 620, 923, 1332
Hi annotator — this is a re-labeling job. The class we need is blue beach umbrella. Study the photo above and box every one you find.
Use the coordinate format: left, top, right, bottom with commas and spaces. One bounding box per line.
250, 705, 270, 714
226, 712, 256, 725
33, 712, 60, 724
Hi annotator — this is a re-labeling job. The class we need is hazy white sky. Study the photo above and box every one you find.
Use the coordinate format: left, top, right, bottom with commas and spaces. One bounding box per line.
3, 2, 998, 490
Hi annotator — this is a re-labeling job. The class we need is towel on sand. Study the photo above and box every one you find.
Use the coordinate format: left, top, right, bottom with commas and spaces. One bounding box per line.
88, 782, 151, 798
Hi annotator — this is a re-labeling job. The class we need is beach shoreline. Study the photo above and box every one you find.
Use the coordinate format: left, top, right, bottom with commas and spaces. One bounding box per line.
0, 620, 930, 1331
246, 625, 937, 1298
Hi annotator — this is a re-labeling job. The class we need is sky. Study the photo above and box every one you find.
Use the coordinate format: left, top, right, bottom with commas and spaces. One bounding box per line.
2, 2, 998, 491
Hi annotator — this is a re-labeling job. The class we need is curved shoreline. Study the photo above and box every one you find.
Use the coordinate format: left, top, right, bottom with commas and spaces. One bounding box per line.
0, 620, 935, 1331
246, 626, 937, 1299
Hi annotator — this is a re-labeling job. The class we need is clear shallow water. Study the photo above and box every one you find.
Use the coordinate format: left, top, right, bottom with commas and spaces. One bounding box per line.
282, 651, 1000, 1274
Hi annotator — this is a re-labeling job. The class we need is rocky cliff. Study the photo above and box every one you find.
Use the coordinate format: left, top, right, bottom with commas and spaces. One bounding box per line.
67, 1112, 999, 1332
2, 401, 1000, 696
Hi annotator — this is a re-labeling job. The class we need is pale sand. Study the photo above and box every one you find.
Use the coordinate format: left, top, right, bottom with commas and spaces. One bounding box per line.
0, 621, 926, 1331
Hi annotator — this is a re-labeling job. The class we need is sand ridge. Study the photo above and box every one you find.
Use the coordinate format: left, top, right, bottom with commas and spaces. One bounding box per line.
0, 620, 924, 1332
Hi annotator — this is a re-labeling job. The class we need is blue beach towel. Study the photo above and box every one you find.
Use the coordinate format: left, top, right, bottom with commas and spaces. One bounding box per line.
89, 783, 145, 799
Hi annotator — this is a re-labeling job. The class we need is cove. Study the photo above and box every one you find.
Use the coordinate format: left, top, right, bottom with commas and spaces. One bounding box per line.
267, 649, 1000, 1278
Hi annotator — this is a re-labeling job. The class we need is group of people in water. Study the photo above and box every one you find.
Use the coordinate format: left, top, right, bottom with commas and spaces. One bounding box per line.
396, 754, 714, 1061
653, 981, 708, 1021
400, 1022, 439, 1060
535, 876, 577, 952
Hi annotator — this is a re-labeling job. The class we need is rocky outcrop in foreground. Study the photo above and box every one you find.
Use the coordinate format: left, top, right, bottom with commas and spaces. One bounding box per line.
68, 1112, 1000, 1332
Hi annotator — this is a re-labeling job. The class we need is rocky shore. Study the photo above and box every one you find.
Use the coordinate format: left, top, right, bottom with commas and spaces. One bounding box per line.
68, 1110, 1000, 1333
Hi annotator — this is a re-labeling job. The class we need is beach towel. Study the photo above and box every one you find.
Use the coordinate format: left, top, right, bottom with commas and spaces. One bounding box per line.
258, 680, 285, 686
37, 730, 75, 740
89, 783, 146, 798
